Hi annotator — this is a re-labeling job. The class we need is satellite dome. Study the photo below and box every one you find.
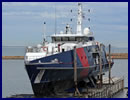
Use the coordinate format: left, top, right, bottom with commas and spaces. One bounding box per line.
83, 27, 93, 36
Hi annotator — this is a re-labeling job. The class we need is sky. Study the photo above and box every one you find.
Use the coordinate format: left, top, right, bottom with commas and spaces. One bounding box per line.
2, 2, 128, 48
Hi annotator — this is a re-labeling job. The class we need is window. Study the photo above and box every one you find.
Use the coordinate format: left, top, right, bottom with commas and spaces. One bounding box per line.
52, 37, 62, 42
83, 37, 89, 42
62, 37, 69, 41
75, 37, 90, 42
76, 37, 82, 42
62, 49, 65, 52
52, 37, 55, 42
69, 37, 75, 41
55, 37, 61, 41
89, 37, 94, 41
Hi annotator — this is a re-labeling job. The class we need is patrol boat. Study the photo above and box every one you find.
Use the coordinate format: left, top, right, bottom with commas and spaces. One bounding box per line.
24, 3, 114, 96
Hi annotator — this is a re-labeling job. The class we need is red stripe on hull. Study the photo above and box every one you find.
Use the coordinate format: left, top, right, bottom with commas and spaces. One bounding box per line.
76, 48, 89, 67
76, 47, 89, 77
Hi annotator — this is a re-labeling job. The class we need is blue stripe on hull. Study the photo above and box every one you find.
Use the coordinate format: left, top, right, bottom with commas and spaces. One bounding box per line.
25, 64, 110, 83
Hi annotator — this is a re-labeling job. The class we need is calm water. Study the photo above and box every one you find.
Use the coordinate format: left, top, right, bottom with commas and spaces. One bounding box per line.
2, 60, 33, 98
2, 46, 128, 98
105, 59, 128, 87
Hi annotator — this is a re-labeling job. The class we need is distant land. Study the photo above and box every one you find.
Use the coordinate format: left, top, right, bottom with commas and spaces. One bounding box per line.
2, 53, 128, 59
2, 45, 128, 57
105, 46, 128, 53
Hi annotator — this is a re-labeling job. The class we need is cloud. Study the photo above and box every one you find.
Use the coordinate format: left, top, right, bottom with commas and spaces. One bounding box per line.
2, 2, 76, 9
2, 2, 54, 7
92, 24, 128, 32
3, 2, 128, 20
2, 2, 76, 19
2, 2, 128, 47
2, 11, 70, 19
85, 2, 128, 8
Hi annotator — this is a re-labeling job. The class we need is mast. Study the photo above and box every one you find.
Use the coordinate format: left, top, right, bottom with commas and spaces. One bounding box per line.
76, 3, 82, 34
55, 3, 57, 35
43, 22, 46, 45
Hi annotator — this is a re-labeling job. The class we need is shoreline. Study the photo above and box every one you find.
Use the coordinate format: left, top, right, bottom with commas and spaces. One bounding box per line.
2, 53, 128, 60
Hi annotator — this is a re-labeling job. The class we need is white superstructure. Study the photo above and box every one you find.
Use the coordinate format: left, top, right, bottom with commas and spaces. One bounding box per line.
77, 3, 83, 34
25, 3, 97, 62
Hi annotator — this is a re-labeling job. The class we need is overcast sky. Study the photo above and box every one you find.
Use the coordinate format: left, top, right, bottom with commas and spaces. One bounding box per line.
2, 2, 128, 48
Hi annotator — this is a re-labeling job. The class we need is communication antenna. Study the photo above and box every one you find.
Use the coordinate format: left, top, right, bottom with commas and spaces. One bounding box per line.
87, 9, 91, 29
76, 3, 83, 34
55, 3, 57, 35
54, 3, 57, 47
43, 21, 46, 44
88, 18, 90, 22
70, 9, 73, 33
88, 9, 91, 21
88, 9, 90, 12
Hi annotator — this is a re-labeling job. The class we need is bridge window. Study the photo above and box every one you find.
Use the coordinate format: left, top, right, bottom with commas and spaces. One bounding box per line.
83, 37, 89, 42
52, 36, 94, 42
69, 37, 76, 41
89, 37, 94, 41
55, 37, 61, 41
62, 37, 69, 41
76, 37, 82, 42
52, 37, 55, 42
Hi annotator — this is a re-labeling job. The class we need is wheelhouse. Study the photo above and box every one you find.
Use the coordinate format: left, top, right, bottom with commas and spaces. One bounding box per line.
51, 36, 95, 43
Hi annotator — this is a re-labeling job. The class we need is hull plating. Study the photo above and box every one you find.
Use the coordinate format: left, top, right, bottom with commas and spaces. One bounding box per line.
25, 45, 112, 96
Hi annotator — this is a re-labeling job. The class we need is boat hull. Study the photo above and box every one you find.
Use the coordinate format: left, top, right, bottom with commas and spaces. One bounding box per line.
25, 45, 113, 96
26, 64, 109, 96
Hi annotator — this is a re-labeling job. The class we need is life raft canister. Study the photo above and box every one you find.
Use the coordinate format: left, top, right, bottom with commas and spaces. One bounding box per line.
96, 42, 99, 45
43, 46, 48, 51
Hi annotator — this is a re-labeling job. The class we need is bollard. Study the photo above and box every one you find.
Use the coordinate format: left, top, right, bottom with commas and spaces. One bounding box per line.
108, 44, 111, 84
73, 46, 81, 97
99, 44, 103, 87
